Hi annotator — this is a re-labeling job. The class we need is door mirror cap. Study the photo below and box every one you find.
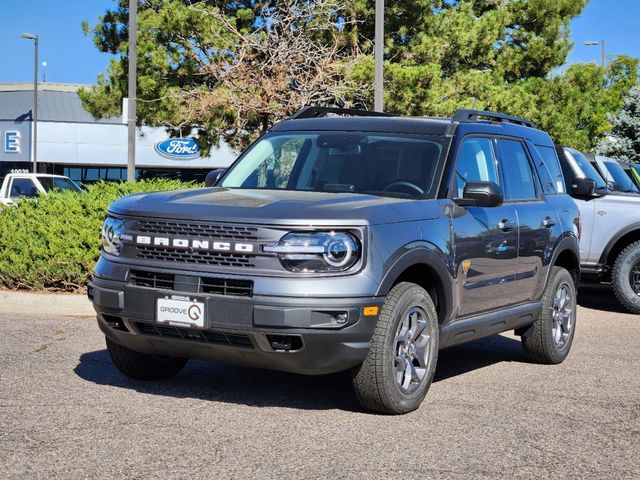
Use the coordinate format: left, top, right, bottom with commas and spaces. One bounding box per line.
571, 178, 600, 197
204, 168, 226, 187
455, 181, 503, 208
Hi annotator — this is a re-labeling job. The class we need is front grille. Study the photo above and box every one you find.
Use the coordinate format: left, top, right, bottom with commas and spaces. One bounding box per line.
201, 277, 253, 297
128, 270, 254, 297
134, 322, 254, 348
136, 247, 256, 268
130, 270, 175, 289
137, 219, 258, 241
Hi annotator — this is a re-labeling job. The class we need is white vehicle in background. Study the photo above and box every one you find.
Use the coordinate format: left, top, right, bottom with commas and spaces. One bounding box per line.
0, 170, 84, 206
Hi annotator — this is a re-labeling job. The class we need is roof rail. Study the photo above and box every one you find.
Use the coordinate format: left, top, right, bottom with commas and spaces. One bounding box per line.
453, 109, 536, 129
292, 106, 394, 119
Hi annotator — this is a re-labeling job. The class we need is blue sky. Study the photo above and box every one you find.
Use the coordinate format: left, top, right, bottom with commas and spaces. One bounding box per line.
0, 0, 638, 85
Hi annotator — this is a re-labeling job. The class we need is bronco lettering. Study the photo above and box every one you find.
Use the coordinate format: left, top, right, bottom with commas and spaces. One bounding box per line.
135, 235, 254, 253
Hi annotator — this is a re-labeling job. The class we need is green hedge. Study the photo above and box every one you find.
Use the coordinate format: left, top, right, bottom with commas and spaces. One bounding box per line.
0, 180, 189, 292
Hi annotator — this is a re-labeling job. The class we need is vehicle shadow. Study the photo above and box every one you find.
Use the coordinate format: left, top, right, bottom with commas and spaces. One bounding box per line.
74, 334, 525, 412
578, 282, 627, 313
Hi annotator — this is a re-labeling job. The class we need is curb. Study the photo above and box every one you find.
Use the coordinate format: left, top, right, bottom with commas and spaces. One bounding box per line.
0, 291, 95, 317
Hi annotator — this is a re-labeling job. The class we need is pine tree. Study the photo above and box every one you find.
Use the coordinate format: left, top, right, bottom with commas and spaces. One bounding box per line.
597, 86, 640, 162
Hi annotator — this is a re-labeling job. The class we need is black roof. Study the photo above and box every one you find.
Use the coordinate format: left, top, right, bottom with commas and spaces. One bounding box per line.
271, 116, 452, 135
270, 107, 553, 145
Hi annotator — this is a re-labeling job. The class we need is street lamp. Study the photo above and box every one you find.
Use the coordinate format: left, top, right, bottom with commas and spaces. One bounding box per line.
42, 61, 47, 82
127, 0, 137, 182
20, 33, 38, 173
374, 0, 384, 112
585, 40, 606, 68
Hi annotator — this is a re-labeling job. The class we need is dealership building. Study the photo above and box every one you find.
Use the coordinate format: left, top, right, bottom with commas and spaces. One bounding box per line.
0, 83, 237, 183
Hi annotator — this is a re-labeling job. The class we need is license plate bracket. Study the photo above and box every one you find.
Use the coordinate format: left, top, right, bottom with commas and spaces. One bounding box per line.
156, 295, 205, 328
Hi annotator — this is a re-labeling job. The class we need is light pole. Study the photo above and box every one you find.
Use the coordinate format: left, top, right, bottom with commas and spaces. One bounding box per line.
374, 0, 384, 112
127, 0, 137, 182
585, 40, 606, 68
20, 33, 38, 173
42, 61, 47, 82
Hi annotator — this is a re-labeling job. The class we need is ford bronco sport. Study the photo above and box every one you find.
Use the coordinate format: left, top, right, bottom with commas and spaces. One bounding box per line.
90, 108, 580, 414
558, 146, 640, 313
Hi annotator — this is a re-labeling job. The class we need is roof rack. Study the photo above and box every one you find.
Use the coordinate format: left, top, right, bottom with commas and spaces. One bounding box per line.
453, 109, 536, 129
291, 106, 394, 119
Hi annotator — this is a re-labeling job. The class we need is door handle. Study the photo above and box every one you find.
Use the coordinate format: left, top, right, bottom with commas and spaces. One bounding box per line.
498, 219, 516, 231
542, 217, 557, 228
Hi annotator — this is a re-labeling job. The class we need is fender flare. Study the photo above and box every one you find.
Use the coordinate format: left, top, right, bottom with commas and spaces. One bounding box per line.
598, 222, 640, 265
544, 235, 580, 290
376, 246, 455, 323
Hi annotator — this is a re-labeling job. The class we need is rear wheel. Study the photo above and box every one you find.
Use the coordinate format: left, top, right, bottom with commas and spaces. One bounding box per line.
611, 240, 640, 313
106, 337, 188, 380
521, 266, 576, 364
351, 282, 439, 414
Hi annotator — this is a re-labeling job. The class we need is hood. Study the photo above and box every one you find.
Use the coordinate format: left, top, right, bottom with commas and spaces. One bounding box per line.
599, 191, 640, 205
108, 187, 441, 226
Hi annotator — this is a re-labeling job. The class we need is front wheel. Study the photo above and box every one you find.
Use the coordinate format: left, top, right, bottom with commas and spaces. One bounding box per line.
351, 282, 439, 414
611, 240, 640, 313
106, 337, 188, 380
521, 266, 576, 364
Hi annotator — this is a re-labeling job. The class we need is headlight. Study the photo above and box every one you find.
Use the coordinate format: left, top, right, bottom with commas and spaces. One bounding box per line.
101, 217, 126, 256
264, 231, 361, 273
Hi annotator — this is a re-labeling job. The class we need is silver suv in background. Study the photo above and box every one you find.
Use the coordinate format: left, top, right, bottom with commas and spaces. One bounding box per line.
589, 154, 639, 194
558, 146, 640, 313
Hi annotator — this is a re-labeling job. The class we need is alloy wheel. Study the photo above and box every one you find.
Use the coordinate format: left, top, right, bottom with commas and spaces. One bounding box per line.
393, 306, 432, 394
551, 282, 573, 349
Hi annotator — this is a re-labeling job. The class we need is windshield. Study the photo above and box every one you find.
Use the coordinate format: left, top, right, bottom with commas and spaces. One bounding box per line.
220, 132, 446, 198
598, 158, 639, 193
570, 150, 607, 190
38, 177, 83, 193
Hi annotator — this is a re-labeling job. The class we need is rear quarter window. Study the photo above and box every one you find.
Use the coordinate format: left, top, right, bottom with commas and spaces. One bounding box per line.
533, 144, 566, 194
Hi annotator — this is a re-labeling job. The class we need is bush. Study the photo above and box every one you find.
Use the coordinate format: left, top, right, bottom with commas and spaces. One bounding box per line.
0, 179, 190, 292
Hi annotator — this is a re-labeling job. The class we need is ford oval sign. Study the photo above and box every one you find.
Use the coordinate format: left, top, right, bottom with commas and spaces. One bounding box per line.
154, 138, 201, 160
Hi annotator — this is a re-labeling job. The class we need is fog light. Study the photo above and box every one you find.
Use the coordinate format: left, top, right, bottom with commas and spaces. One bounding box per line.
336, 312, 348, 324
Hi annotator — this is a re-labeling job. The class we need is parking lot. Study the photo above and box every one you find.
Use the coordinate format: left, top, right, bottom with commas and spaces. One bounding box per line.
0, 285, 638, 479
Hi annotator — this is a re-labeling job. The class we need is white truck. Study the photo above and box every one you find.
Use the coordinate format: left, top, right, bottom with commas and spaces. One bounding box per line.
0, 170, 83, 206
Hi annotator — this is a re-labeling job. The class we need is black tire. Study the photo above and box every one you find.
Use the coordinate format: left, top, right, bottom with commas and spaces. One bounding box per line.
351, 282, 439, 414
521, 266, 576, 364
611, 240, 640, 313
106, 336, 188, 380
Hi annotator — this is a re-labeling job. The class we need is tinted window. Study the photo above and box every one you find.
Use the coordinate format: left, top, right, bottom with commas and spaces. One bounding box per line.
10, 178, 39, 198
221, 132, 445, 198
536, 145, 566, 193
39, 177, 83, 193
453, 137, 499, 198
602, 160, 638, 193
498, 139, 537, 200
569, 149, 607, 189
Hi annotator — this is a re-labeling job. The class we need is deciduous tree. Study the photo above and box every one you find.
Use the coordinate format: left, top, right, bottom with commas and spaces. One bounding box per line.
597, 86, 640, 162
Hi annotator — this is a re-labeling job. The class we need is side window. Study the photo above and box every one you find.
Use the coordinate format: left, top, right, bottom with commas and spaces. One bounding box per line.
497, 139, 537, 201
454, 137, 499, 198
10, 178, 39, 199
533, 144, 566, 194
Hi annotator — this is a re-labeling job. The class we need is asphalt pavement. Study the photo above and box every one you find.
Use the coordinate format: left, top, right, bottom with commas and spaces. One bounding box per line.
0, 285, 638, 479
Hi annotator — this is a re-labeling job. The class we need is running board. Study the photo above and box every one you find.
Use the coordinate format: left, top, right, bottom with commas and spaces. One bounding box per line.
439, 302, 541, 348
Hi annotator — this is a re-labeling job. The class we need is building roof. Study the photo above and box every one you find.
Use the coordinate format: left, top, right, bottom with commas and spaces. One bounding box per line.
0, 83, 122, 124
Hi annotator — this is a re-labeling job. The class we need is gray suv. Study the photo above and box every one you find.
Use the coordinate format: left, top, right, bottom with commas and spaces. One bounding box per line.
89, 108, 580, 414
559, 146, 640, 313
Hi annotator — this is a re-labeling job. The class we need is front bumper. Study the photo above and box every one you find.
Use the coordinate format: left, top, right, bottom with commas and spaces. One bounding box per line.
89, 275, 383, 375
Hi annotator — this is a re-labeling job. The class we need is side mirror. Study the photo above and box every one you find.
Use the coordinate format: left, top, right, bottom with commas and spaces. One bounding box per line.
204, 168, 226, 187
455, 181, 503, 208
571, 178, 598, 197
